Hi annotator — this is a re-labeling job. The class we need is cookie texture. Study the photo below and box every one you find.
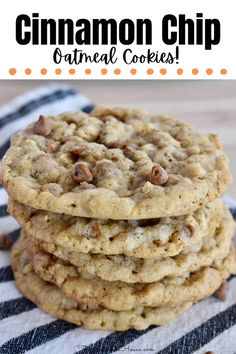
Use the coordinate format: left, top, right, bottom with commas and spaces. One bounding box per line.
8, 198, 224, 259
12, 237, 192, 331
19, 223, 236, 311
32, 206, 234, 283
2, 108, 232, 219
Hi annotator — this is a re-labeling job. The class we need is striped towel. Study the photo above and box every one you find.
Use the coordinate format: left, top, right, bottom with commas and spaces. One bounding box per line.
0, 85, 236, 354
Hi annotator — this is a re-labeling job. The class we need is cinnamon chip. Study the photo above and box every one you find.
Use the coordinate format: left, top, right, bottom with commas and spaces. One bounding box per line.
77, 302, 88, 311
0, 234, 13, 250
33, 115, 52, 136
72, 163, 93, 183
105, 141, 119, 148
124, 146, 136, 160
187, 224, 195, 235
92, 223, 101, 238
70, 146, 86, 156
152, 239, 163, 247
148, 164, 168, 185
214, 282, 229, 301
46, 139, 59, 153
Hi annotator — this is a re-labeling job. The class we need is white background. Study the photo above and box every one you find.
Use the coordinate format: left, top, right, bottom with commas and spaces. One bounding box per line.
0, 0, 235, 79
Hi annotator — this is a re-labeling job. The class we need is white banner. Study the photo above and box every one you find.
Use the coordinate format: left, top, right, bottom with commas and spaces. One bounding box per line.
0, 0, 234, 79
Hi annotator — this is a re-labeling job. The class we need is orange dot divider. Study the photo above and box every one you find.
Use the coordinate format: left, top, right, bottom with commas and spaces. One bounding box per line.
114, 68, 121, 75
177, 68, 183, 75
55, 68, 62, 75
101, 68, 107, 75
147, 68, 154, 75
25, 68, 31, 75
7, 66, 230, 77
40, 68, 47, 75
9, 68, 17, 75
220, 68, 227, 75
130, 68, 137, 75
69, 68, 76, 75
160, 68, 167, 75
85, 69, 91, 75
206, 68, 213, 75
192, 68, 199, 75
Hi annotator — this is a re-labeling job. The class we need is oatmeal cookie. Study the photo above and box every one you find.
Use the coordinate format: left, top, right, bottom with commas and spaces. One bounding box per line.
8, 198, 224, 259
12, 237, 192, 331
2, 108, 232, 219
19, 229, 236, 312
32, 206, 234, 283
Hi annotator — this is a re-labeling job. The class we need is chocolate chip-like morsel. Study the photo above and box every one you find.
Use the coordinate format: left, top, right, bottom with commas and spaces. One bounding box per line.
152, 239, 163, 247
33, 115, 52, 136
77, 302, 88, 311
124, 146, 135, 159
70, 146, 86, 156
0, 233, 13, 250
213, 282, 229, 301
148, 164, 168, 185
46, 139, 59, 153
186, 224, 195, 235
105, 141, 118, 148
91, 223, 101, 238
72, 163, 93, 183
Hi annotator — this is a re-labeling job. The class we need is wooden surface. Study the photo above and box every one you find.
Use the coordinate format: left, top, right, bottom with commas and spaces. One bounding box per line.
0, 80, 235, 198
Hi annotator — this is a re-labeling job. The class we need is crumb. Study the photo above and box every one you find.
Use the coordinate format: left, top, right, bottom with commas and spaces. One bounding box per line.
214, 282, 229, 301
0, 234, 13, 250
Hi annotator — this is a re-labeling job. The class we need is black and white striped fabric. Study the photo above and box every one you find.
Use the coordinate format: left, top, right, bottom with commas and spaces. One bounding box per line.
0, 85, 236, 354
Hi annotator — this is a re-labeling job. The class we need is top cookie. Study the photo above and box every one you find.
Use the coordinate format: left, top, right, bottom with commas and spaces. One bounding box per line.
2, 107, 232, 219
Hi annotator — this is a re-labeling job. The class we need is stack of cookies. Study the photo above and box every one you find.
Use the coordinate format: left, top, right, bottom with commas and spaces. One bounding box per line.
2, 107, 236, 331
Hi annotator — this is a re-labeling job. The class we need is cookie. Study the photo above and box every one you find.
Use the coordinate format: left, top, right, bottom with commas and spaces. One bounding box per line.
12, 238, 192, 331
31, 205, 234, 283
8, 198, 224, 259
19, 229, 236, 312
2, 108, 232, 219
